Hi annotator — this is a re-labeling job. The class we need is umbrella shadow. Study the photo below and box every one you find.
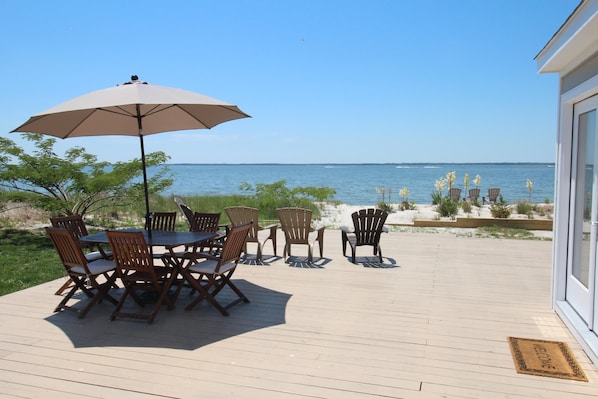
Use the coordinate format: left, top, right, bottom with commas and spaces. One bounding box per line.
348, 256, 399, 268
45, 279, 291, 350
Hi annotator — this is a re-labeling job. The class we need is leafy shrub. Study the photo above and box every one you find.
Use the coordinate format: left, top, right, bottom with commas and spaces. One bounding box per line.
436, 198, 459, 218
462, 201, 472, 214
490, 195, 511, 218
399, 201, 416, 211
377, 202, 394, 213
430, 191, 442, 205
516, 200, 534, 218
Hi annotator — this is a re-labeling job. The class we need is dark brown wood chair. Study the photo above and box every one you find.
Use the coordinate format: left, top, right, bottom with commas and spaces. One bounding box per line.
146, 211, 177, 231
50, 214, 112, 295
189, 212, 225, 255
45, 227, 118, 318
276, 207, 325, 263
225, 206, 277, 262
341, 208, 388, 264
106, 230, 176, 324
487, 187, 501, 203
178, 222, 252, 315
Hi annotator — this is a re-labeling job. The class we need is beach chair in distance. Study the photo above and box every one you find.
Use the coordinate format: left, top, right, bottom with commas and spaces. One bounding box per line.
485, 188, 501, 204
341, 208, 388, 264
225, 206, 277, 263
45, 227, 118, 318
276, 207, 325, 263
468, 188, 480, 202
448, 188, 462, 201
174, 196, 195, 228
179, 222, 252, 316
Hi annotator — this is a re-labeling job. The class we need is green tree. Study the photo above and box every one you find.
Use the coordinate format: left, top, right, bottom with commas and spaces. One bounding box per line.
0, 133, 173, 217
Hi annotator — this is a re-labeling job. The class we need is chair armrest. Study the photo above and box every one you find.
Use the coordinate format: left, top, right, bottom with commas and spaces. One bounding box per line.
340, 226, 353, 234
315, 226, 325, 241
382, 226, 389, 233
261, 224, 277, 236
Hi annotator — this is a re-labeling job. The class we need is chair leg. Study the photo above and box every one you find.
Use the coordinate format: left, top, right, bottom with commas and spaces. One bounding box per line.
54, 278, 75, 295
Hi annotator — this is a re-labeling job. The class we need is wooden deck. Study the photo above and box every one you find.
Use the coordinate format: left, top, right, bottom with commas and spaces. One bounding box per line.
1, 229, 598, 398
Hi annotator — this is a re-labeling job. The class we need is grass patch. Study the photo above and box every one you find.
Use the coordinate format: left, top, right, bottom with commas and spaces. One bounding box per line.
477, 225, 540, 240
0, 229, 63, 296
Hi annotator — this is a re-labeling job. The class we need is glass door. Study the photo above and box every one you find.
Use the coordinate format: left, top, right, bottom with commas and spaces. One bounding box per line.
567, 95, 598, 330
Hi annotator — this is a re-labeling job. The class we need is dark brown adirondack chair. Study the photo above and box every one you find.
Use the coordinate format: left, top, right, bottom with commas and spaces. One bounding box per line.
341, 208, 388, 264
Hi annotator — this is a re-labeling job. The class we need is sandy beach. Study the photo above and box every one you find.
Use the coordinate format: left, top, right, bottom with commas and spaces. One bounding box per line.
317, 202, 553, 238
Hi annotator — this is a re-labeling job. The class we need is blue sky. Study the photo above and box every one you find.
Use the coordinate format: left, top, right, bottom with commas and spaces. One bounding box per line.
0, 0, 580, 164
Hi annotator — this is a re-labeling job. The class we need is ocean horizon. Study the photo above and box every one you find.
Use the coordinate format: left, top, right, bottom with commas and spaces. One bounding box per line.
153, 162, 556, 206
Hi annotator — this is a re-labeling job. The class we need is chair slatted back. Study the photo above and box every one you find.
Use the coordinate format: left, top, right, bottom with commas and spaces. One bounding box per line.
50, 215, 92, 248
468, 188, 480, 201
106, 230, 154, 275
276, 207, 312, 243
190, 212, 221, 233
46, 227, 90, 272
147, 212, 177, 231
216, 222, 251, 272
174, 197, 195, 227
488, 188, 501, 202
448, 188, 461, 201
225, 206, 260, 241
352, 209, 388, 247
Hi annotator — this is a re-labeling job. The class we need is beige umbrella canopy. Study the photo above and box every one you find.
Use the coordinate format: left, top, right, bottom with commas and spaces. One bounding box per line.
11, 75, 250, 230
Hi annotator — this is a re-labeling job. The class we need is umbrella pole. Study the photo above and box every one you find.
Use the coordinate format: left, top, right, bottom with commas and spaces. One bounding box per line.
136, 105, 152, 238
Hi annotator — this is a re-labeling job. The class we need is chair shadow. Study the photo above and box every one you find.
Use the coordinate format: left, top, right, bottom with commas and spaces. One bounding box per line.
284, 256, 331, 269
45, 279, 291, 350
239, 254, 281, 266
348, 256, 399, 268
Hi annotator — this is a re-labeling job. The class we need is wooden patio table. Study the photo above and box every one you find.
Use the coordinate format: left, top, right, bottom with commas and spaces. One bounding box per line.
80, 229, 218, 303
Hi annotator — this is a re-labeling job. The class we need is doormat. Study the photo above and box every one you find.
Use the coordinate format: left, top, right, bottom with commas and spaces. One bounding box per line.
508, 337, 588, 382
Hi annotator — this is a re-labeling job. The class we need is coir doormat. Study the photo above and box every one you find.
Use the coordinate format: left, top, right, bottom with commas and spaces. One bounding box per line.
508, 337, 588, 382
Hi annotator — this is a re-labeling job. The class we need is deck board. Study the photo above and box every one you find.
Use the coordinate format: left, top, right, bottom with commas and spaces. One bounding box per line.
1, 230, 597, 398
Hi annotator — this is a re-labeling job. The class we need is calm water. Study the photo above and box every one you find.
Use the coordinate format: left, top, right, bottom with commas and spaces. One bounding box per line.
152, 163, 556, 205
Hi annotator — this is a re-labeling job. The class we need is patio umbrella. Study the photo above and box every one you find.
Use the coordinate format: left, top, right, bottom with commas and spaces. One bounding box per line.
11, 75, 250, 232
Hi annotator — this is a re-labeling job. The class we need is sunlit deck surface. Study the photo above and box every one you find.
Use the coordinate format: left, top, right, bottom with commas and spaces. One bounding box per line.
1, 229, 598, 398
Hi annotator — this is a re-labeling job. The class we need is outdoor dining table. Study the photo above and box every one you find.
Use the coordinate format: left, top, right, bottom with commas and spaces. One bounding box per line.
80, 229, 218, 303
80, 229, 217, 250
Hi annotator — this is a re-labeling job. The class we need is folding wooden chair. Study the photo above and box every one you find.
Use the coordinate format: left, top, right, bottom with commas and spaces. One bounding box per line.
106, 230, 176, 324
341, 208, 388, 263
50, 214, 113, 295
146, 211, 177, 231
189, 212, 224, 255
179, 222, 251, 315
45, 227, 118, 318
276, 207, 325, 263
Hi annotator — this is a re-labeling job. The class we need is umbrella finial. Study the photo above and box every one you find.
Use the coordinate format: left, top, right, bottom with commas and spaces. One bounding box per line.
122, 75, 147, 85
